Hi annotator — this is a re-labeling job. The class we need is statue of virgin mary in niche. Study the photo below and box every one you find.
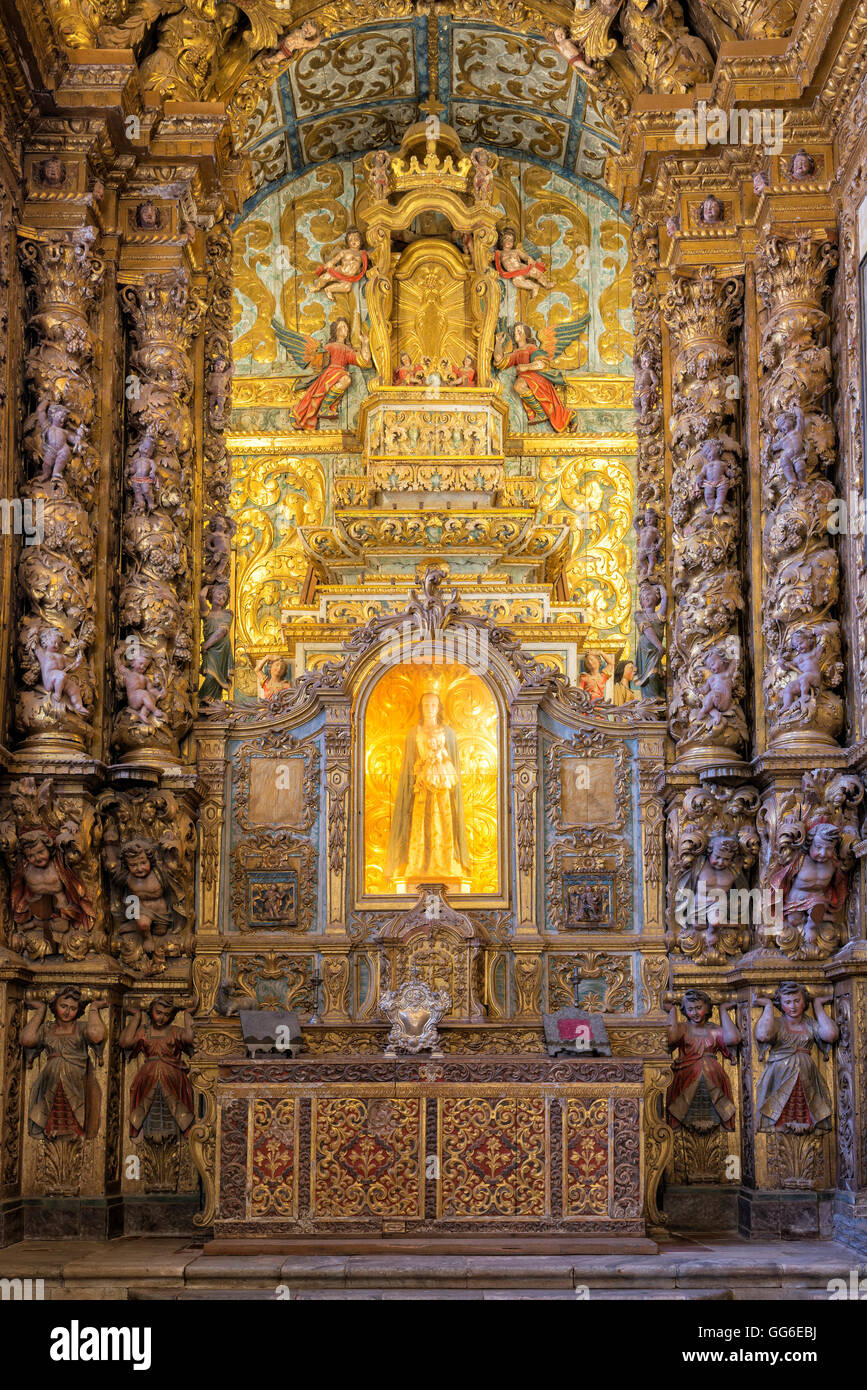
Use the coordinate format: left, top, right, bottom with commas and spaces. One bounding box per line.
385, 687, 471, 892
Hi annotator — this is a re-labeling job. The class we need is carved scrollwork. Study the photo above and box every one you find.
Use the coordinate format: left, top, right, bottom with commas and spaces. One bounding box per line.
187, 1063, 217, 1227
643, 1062, 673, 1234
548, 951, 634, 1013
544, 731, 632, 934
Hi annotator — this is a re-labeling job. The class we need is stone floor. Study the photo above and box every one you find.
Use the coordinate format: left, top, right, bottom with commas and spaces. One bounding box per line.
0, 1233, 864, 1299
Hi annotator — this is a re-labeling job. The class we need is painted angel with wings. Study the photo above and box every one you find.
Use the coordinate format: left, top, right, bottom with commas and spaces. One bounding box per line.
271, 315, 372, 431
493, 317, 590, 433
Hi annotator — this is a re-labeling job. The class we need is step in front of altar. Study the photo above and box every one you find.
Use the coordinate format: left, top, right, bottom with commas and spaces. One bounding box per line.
214, 1055, 648, 1238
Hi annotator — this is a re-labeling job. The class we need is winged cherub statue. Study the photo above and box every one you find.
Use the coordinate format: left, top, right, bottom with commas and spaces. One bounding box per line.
271, 315, 372, 431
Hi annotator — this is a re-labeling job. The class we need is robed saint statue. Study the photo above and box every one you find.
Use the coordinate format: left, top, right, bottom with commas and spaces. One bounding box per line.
385, 690, 471, 887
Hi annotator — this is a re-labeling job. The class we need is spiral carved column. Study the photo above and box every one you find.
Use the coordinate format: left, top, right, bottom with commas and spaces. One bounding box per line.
662, 268, 746, 770
16, 228, 105, 756
755, 231, 842, 753
113, 270, 204, 767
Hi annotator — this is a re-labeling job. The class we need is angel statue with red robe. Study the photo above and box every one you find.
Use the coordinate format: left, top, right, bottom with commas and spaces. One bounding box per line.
119, 996, 195, 1140
493, 318, 589, 433
666, 988, 741, 1132
271, 315, 373, 431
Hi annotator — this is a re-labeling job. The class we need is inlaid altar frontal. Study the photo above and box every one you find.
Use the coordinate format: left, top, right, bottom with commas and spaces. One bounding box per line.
361, 661, 500, 898
215, 1059, 646, 1235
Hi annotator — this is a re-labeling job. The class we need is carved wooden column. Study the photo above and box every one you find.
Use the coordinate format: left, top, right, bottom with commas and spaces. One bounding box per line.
322, 695, 351, 935
16, 228, 105, 757
826, 945, 867, 1251
635, 733, 667, 1013
630, 220, 666, 597
201, 215, 234, 604
755, 231, 842, 754
662, 268, 747, 771
192, 728, 228, 1020
510, 690, 542, 933
0, 171, 20, 756
114, 270, 204, 768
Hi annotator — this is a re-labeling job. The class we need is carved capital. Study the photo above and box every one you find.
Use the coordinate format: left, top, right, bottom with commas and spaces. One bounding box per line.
756, 232, 838, 320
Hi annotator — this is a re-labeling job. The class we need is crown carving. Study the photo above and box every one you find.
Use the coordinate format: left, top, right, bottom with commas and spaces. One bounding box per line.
386, 149, 473, 196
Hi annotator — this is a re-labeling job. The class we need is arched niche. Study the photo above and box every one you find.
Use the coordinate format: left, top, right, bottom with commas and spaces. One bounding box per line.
350, 628, 514, 909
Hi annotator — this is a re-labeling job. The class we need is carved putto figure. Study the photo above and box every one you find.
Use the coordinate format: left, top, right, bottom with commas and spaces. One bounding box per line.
203, 513, 235, 583
313, 227, 370, 303
470, 147, 494, 203
695, 195, 724, 225
369, 149, 391, 200
207, 353, 233, 426
692, 437, 737, 514
666, 989, 740, 1132
39, 155, 67, 187
21, 988, 106, 1139
127, 429, 159, 512
264, 18, 322, 66
695, 646, 736, 728
633, 351, 659, 418
494, 227, 554, 298
768, 404, 808, 485
758, 770, 862, 960
778, 628, 822, 715
114, 648, 165, 726
36, 402, 86, 483
120, 997, 195, 1139
36, 629, 89, 717
755, 983, 837, 1133
633, 508, 661, 580
667, 782, 760, 964
135, 200, 161, 231
770, 822, 847, 956
98, 786, 194, 974
0, 778, 97, 961
788, 149, 815, 181
10, 828, 94, 961
677, 831, 745, 939
550, 24, 596, 76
